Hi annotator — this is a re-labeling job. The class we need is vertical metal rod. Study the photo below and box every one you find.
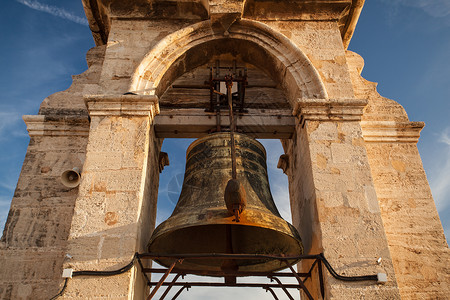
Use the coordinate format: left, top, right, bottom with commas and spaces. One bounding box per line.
303, 258, 319, 284
146, 259, 182, 300
209, 67, 214, 112
221, 225, 237, 283
215, 60, 221, 132
318, 259, 325, 299
136, 255, 151, 287
227, 78, 237, 180
283, 260, 314, 300
159, 273, 181, 300
242, 69, 247, 112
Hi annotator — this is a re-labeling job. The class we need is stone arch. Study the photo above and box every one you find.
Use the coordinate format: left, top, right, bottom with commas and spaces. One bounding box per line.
129, 18, 327, 107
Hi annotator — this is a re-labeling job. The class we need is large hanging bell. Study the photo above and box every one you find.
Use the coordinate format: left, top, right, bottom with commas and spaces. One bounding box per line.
148, 132, 303, 272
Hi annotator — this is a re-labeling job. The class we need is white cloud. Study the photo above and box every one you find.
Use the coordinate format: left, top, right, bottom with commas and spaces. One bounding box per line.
0, 197, 13, 232
382, 0, 450, 18
430, 127, 450, 212
0, 181, 16, 193
0, 111, 23, 141
16, 0, 89, 26
380, 0, 450, 28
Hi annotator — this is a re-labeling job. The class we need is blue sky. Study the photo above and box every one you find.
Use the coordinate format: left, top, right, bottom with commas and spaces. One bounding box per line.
0, 0, 449, 298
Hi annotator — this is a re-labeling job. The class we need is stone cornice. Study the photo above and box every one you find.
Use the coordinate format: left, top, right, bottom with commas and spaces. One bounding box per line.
342, 0, 364, 49
293, 98, 368, 122
83, 0, 363, 48
361, 121, 424, 143
23, 115, 90, 137
84, 94, 160, 117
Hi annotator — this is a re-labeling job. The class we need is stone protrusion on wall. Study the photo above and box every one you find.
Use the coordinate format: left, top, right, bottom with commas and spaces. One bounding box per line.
60, 94, 161, 299
84, 94, 160, 116
277, 154, 290, 175
0, 115, 89, 299
293, 98, 368, 123
23, 115, 90, 137
361, 121, 424, 143
286, 97, 401, 299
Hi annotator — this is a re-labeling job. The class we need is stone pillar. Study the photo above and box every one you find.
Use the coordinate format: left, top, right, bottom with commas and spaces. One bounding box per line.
61, 95, 161, 299
284, 98, 401, 299
0, 115, 89, 299
362, 121, 450, 299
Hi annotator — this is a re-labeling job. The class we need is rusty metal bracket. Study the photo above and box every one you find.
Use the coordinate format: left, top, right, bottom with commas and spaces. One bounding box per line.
264, 286, 280, 300
172, 285, 189, 299
318, 259, 325, 298
159, 273, 181, 300
268, 276, 295, 300
139, 253, 317, 299
136, 254, 151, 287
282, 258, 314, 300
146, 259, 183, 300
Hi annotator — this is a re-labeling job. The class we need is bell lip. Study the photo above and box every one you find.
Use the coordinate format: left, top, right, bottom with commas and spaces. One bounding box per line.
185, 132, 267, 159
148, 218, 304, 255
147, 222, 304, 273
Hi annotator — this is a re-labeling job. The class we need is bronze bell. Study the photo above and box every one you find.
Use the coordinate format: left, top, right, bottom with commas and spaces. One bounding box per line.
148, 132, 303, 272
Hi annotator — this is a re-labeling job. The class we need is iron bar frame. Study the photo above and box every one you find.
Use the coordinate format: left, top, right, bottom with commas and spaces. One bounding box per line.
138, 253, 336, 300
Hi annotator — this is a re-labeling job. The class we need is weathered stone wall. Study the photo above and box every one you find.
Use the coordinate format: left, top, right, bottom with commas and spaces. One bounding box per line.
365, 142, 450, 299
0, 120, 89, 299
285, 99, 401, 299
346, 51, 450, 299
98, 19, 197, 94
0, 45, 103, 299
60, 95, 161, 299
264, 21, 355, 100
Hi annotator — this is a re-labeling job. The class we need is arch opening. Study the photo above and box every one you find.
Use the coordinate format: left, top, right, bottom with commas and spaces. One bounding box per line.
130, 19, 328, 108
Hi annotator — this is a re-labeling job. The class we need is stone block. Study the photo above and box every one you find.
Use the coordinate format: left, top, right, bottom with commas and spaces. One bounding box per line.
105, 169, 144, 192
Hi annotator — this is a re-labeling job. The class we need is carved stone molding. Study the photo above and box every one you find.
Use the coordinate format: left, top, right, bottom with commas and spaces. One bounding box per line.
361, 121, 424, 143
23, 115, 90, 137
293, 98, 368, 122
84, 94, 160, 117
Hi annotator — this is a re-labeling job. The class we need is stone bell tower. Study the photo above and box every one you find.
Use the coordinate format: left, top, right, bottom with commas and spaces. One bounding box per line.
1, 0, 448, 299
